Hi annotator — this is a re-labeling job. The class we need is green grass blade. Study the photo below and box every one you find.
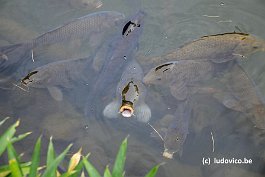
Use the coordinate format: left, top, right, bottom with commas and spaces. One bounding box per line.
103, 165, 112, 177
112, 137, 128, 177
144, 164, 161, 177
10, 132, 32, 144
83, 157, 101, 177
0, 162, 31, 177
60, 170, 76, 177
0, 117, 9, 126
42, 144, 72, 177
7, 142, 23, 177
0, 120, 19, 156
46, 137, 55, 169
28, 136, 42, 177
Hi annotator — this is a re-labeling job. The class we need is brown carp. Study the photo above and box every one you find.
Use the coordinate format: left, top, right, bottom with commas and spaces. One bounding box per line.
20, 57, 93, 101
141, 32, 265, 65
143, 60, 215, 100
0, 11, 125, 74
151, 101, 191, 159
191, 64, 265, 129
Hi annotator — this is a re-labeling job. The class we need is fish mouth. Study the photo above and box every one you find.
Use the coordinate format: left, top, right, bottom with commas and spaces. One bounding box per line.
94, 0, 103, 8
119, 105, 134, 118
162, 149, 175, 159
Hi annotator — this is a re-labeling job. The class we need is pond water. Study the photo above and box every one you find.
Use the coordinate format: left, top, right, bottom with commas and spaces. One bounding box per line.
0, 0, 265, 176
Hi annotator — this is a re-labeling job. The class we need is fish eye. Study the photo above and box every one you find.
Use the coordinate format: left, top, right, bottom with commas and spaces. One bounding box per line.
176, 137, 179, 141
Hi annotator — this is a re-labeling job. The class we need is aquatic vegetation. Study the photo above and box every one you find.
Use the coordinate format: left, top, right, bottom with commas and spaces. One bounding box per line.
0, 117, 160, 177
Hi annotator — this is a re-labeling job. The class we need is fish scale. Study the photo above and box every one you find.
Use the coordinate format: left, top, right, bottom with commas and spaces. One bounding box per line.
32, 11, 125, 48
141, 33, 265, 65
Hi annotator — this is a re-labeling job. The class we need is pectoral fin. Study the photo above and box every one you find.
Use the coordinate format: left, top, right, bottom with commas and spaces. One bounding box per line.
47, 86, 63, 101
134, 103, 151, 123
170, 81, 188, 101
103, 100, 120, 119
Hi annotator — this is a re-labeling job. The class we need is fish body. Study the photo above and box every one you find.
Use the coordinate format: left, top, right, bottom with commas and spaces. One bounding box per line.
151, 101, 191, 159
69, 0, 103, 9
21, 57, 92, 101
190, 64, 265, 129
32, 11, 125, 48
103, 59, 151, 123
21, 57, 92, 88
213, 64, 265, 129
0, 11, 125, 74
84, 11, 145, 118
143, 60, 214, 100
143, 33, 265, 65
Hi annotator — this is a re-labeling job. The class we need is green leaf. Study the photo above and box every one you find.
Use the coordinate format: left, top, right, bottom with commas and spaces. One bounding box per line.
10, 132, 32, 143
144, 164, 161, 177
103, 165, 112, 177
68, 153, 84, 177
42, 144, 72, 177
68, 148, 82, 172
28, 136, 42, 177
7, 142, 23, 177
83, 157, 101, 177
0, 162, 31, 177
0, 117, 9, 126
0, 120, 19, 156
112, 137, 127, 177
46, 137, 55, 169
60, 170, 76, 177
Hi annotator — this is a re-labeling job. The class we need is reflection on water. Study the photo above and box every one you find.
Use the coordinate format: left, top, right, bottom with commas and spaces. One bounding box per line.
0, 0, 265, 176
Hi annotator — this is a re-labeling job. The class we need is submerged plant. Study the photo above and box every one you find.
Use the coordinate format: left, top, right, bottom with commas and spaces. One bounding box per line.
0, 117, 160, 177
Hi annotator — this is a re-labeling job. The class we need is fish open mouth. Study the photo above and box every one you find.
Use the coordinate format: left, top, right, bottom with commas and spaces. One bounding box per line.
120, 105, 134, 118
163, 150, 174, 159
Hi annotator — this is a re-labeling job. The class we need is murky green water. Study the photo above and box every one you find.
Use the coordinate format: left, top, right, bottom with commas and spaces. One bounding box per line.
0, 0, 265, 176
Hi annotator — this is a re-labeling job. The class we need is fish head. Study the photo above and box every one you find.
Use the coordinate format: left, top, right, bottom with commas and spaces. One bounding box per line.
122, 10, 146, 36
21, 70, 49, 87
119, 81, 140, 118
163, 126, 186, 159
103, 11, 126, 27
237, 35, 265, 55
143, 62, 175, 85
